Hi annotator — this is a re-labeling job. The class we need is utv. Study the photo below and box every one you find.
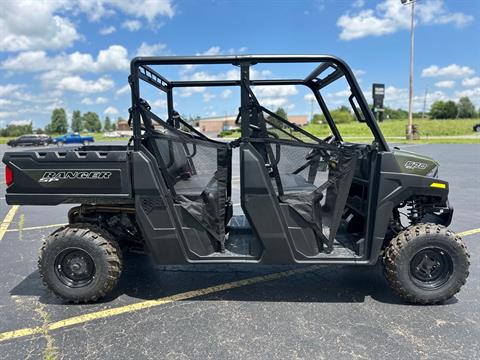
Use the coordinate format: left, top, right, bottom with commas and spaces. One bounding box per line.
3, 55, 469, 304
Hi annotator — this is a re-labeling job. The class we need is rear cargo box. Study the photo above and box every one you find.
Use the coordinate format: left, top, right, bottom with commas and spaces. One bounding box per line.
3, 146, 132, 205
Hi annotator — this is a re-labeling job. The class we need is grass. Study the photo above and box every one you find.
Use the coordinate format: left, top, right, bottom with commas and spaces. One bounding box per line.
219, 119, 480, 144
303, 118, 480, 138
1, 119, 479, 145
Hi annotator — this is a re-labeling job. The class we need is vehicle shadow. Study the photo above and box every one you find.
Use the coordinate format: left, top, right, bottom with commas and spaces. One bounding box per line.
10, 253, 457, 306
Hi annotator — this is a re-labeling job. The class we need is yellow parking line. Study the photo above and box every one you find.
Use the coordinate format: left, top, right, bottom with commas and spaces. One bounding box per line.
458, 228, 480, 237
0, 265, 320, 343
0, 205, 19, 241
6, 223, 67, 233
0, 225, 479, 343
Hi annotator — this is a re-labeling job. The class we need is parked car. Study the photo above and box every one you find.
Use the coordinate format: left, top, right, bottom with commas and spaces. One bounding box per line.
7, 134, 52, 147
53, 133, 94, 146
473, 124, 480, 132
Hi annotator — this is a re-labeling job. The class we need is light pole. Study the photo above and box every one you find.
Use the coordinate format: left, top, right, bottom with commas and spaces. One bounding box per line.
402, 0, 417, 140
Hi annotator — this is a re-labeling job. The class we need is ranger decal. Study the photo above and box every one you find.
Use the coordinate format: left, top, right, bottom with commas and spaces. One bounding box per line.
39, 171, 112, 183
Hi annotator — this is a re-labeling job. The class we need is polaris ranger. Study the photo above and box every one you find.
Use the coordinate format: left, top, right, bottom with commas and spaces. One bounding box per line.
3, 55, 469, 304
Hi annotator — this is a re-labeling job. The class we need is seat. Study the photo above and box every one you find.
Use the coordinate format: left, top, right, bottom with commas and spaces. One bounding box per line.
153, 135, 219, 198
174, 174, 215, 197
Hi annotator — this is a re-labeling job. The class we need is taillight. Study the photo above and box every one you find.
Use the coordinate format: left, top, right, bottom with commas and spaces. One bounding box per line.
5, 166, 13, 187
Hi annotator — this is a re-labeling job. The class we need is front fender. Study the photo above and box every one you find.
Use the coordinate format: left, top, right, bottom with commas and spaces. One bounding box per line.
369, 171, 450, 263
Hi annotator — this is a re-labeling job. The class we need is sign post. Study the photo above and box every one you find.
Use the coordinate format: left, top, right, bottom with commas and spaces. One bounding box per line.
372, 83, 385, 122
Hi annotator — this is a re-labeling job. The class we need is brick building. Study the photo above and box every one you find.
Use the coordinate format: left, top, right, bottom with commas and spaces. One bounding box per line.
197, 114, 308, 135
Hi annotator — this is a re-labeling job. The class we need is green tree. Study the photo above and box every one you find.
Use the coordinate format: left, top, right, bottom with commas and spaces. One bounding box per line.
457, 97, 476, 118
311, 113, 324, 124
266, 107, 288, 129
47, 108, 68, 134
111, 122, 117, 131
82, 112, 102, 132
71, 110, 83, 132
103, 116, 112, 131
0, 123, 33, 137
430, 100, 458, 119
383, 107, 408, 119
310, 107, 354, 124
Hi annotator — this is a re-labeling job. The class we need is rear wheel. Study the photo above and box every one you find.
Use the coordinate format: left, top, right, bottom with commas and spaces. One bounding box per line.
83, 140, 89, 146
383, 223, 469, 304
38, 225, 122, 303
57, 141, 64, 147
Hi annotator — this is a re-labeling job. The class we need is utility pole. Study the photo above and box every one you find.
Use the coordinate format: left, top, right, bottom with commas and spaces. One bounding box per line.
422, 88, 428, 119
402, 0, 417, 140
310, 98, 314, 122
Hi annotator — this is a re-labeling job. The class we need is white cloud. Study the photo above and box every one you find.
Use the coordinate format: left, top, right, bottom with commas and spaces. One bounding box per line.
353, 69, 366, 77
337, 0, 473, 41
0, 1, 174, 52
382, 85, 447, 111
202, 92, 216, 102
116, 85, 130, 95
0, 1, 80, 51
99, 26, 116, 35
77, 0, 175, 22
198, 46, 221, 56
136, 42, 168, 56
221, 89, 232, 99
0, 84, 24, 97
0, 111, 17, 119
0, 99, 14, 106
352, 0, 365, 8
455, 87, 480, 101
179, 87, 206, 97
58, 76, 115, 93
326, 89, 351, 98
9, 120, 32, 126
422, 64, 475, 78
304, 93, 316, 102
104, 106, 119, 116
122, 20, 142, 32
152, 99, 167, 108
462, 77, 480, 87
96, 45, 130, 71
254, 85, 298, 97
81, 97, 109, 105
2, 45, 130, 74
249, 85, 298, 111
260, 98, 290, 109
434, 80, 455, 89
182, 68, 271, 84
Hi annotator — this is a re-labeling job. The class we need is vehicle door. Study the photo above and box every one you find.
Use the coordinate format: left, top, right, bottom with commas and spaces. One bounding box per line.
22, 136, 33, 146
239, 84, 357, 261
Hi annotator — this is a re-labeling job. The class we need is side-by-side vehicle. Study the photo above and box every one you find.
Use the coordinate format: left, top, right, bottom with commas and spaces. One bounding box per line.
3, 55, 469, 304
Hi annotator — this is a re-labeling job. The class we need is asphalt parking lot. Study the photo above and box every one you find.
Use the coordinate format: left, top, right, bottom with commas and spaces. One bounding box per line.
0, 143, 479, 359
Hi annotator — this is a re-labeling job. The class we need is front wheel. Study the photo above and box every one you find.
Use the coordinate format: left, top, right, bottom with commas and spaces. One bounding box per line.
83, 140, 90, 146
38, 225, 122, 303
383, 223, 469, 304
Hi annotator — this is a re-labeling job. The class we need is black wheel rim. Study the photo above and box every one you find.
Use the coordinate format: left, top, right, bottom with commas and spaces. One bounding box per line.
54, 248, 96, 288
409, 247, 453, 290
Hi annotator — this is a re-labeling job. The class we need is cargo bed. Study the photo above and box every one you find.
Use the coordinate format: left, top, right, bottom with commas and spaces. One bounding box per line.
3, 145, 133, 205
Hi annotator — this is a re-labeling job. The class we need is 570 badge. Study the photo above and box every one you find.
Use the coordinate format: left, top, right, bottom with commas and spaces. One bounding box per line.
39, 171, 113, 183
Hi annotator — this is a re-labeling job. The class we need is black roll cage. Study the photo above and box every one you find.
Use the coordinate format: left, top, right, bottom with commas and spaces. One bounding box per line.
129, 55, 389, 152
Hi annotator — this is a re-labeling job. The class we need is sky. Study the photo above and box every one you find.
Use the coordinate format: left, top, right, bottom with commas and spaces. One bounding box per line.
0, 0, 479, 129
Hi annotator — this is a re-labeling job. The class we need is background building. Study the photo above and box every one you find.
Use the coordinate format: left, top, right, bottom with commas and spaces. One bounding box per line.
197, 114, 308, 135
